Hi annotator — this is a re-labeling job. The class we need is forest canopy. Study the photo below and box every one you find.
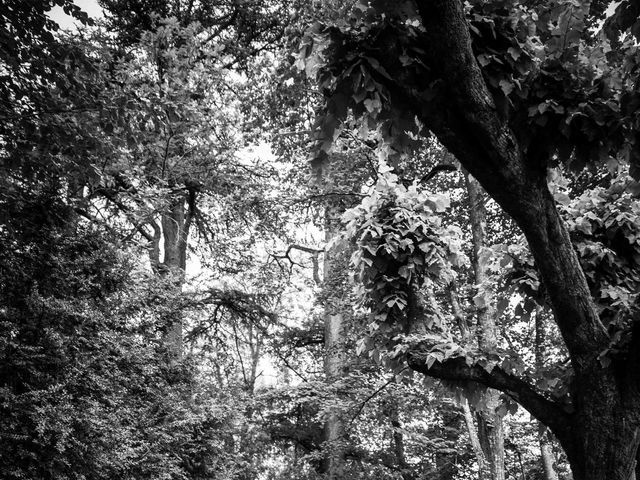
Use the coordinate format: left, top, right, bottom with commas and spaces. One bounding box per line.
1, 1, 640, 479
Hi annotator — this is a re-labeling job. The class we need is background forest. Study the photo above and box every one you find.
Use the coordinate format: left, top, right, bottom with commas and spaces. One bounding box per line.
1, 1, 640, 479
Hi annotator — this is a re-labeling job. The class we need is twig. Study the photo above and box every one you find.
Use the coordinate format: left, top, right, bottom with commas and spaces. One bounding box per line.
348, 368, 408, 426
420, 164, 457, 184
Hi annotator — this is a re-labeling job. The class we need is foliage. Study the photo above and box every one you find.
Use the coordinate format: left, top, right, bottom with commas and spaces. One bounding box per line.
341, 168, 463, 368
300, 0, 640, 178
0, 192, 235, 479
6, 0, 640, 478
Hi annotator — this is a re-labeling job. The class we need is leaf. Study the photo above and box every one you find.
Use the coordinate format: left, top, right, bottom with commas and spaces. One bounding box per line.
418, 242, 432, 253
426, 193, 450, 212
398, 265, 411, 280
598, 349, 611, 368
364, 56, 392, 80
554, 191, 571, 205
507, 47, 521, 61
499, 79, 514, 96
473, 292, 488, 308
627, 181, 640, 196
477, 54, 491, 67
496, 298, 509, 317
426, 355, 436, 368
363, 97, 381, 113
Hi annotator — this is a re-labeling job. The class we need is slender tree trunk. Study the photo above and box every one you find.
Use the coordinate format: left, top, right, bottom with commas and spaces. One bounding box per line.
538, 425, 558, 480
323, 315, 345, 478
452, 281, 489, 479
449, 222, 491, 480
461, 397, 489, 479
534, 308, 559, 480
247, 325, 263, 394
465, 173, 505, 480
386, 398, 415, 480
448, 281, 470, 342
161, 196, 186, 358
322, 204, 347, 479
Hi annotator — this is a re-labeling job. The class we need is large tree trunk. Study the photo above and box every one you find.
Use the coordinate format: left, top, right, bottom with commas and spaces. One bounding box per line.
465, 173, 505, 480
562, 412, 640, 480
403, 2, 640, 478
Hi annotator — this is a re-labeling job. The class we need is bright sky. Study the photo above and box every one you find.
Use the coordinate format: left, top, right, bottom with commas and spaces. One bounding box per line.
48, 0, 104, 30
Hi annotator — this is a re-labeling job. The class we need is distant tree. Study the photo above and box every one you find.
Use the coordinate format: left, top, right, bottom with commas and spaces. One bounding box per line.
0, 4, 262, 479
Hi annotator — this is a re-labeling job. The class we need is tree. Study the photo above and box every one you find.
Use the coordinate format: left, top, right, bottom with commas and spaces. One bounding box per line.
43, 0, 300, 365
304, 0, 640, 478
0, 4, 279, 478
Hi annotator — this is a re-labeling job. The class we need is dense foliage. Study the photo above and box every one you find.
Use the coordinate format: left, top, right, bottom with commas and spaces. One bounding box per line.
2, 1, 640, 479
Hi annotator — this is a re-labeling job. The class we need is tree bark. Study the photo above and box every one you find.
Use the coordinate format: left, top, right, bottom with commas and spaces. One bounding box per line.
448, 281, 470, 341
322, 204, 347, 479
461, 397, 489, 479
161, 196, 186, 358
155, 189, 195, 359
539, 424, 558, 480
323, 314, 345, 479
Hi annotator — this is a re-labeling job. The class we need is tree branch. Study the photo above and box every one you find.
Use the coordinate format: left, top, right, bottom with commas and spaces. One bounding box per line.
348, 370, 407, 426
92, 186, 156, 242
419, 164, 457, 184
272, 244, 325, 284
407, 351, 572, 439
